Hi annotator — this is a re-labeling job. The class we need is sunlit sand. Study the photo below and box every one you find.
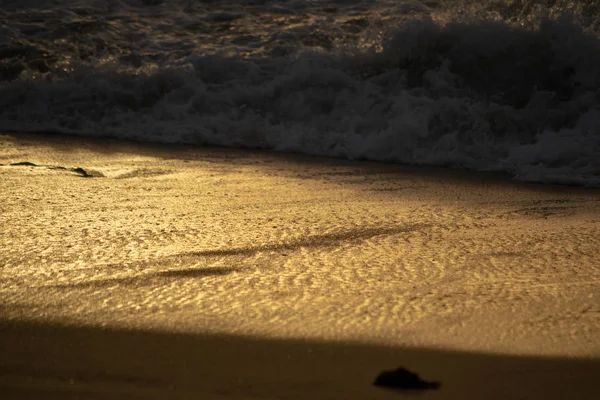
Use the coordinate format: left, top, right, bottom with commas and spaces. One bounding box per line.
1, 133, 599, 399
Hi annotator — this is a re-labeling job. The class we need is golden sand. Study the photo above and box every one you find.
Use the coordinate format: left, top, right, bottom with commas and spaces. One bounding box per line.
1, 133, 599, 399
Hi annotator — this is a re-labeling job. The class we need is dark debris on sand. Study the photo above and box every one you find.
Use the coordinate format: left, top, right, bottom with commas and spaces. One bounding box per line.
9, 161, 104, 177
373, 367, 441, 391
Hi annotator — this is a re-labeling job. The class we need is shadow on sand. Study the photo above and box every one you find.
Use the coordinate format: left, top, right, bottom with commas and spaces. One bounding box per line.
1, 318, 599, 400
47, 266, 241, 289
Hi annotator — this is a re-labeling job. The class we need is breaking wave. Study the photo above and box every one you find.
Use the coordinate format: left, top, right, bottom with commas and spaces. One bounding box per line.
1, 0, 600, 186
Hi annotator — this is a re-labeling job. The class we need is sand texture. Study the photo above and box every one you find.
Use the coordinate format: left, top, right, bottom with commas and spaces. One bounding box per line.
1, 133, 599, 399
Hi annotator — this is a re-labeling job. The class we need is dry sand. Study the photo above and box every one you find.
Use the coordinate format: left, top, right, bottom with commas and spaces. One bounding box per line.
1, 132, 599, 399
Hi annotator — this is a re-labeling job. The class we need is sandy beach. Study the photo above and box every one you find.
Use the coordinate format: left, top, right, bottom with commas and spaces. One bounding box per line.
1, 132, 599, 399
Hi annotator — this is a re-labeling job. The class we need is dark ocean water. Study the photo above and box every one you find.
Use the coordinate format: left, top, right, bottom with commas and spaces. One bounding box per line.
1, 0, 599, 185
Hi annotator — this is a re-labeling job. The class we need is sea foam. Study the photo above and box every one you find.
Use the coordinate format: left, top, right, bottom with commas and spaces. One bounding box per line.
1, 0, 599, 186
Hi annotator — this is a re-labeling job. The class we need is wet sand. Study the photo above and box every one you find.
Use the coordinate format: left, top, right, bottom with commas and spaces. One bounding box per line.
1, 132, 599, 399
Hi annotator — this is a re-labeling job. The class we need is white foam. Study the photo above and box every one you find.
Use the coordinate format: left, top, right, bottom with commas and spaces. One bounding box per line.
0, 0, 599, 186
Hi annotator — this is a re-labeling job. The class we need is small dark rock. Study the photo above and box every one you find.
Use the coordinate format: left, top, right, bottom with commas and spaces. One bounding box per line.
72, 168, 88, 176
373, 367, 441, 391
72, 167, 104, 178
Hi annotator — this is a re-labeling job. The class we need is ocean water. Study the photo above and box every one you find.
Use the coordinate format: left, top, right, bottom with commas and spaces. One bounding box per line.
1, 0, 600, 186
